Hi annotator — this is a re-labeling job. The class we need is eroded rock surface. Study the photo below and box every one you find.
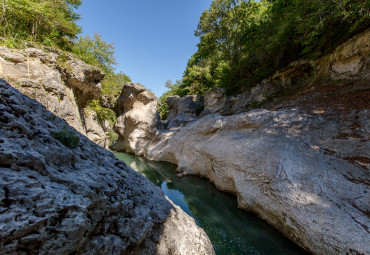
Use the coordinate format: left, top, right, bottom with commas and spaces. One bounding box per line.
143, 109, 369, 255
110, 83, 163, 154
111, 29, 370, 255
0, 46, 108, 146
166, 95, 203, 128
0, 80, 215, 255
200, 87, 226, 116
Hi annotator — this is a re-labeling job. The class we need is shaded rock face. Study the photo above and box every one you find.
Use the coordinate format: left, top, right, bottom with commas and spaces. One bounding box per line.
83, 108, 109, 148
0, 46, 108, 146
100, 94, 116, 109
221, 28, 370, 115
0, 80, 215, 255
110, 83, 163, 154
166, 95, 203, 128
200, 87, 226, 116
57, 53, 104, 108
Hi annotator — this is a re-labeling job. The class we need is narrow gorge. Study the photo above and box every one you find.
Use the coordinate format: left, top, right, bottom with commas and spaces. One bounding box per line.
111, 29, 370, 255
1, 0, 369, 254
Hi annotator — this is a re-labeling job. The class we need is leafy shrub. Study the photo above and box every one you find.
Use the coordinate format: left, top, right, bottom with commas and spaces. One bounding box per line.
88, 100, 116, 124
107, 129, 118, 146
158, 80, 185, 120
54, 127, 80, 148
0, 0, 82, 51
161, 0, 370, 107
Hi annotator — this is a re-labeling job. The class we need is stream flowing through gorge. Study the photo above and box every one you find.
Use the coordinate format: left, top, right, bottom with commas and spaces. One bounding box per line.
114, 152, 308, 255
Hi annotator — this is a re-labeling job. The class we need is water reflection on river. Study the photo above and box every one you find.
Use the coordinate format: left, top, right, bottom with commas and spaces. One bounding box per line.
114, 152, 308, 255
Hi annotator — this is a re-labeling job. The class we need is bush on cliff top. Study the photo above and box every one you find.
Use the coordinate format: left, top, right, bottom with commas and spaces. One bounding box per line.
0, 0, 82, 50
162, 0, 370, 100
88, 100, 117, 125
0, 2, 131, 124
72, 33, 132, 106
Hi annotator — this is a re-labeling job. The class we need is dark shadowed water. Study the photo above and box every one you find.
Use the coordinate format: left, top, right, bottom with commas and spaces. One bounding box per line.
113, 152, 308, 255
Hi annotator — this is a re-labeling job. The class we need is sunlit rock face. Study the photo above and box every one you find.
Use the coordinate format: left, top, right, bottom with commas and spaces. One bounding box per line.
0, 80, 215, 255
0, 46, 108, 147
144, 109, 369, 255
110, 30, 370, 254
110, 83, 163, 154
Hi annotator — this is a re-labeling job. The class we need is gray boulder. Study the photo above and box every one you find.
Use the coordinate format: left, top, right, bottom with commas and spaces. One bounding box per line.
111, 83, 163, 154
0, 79, 215, 255
200, 87, 226, 116
166, 95, 203, 128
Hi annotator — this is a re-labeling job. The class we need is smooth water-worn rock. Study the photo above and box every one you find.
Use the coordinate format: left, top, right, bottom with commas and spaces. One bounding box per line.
0, 46, 108, 145
0, 80, 215, 255
111, 29, 370, 255
143, 109, 370, 255
115, 152, 309, 255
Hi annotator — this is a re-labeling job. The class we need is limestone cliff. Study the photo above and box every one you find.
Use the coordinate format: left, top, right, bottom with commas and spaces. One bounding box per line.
0, 46, 108, 147
110, 83, 163, 154
0, 79, 215, 255
112, 29, 370, 254
201, 28, 370, 115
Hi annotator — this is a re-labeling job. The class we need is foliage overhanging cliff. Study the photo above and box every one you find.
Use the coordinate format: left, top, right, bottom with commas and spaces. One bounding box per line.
158, 0, 370, 119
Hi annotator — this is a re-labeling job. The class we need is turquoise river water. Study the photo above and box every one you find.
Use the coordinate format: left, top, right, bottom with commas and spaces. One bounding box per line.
114, 152, 308, 255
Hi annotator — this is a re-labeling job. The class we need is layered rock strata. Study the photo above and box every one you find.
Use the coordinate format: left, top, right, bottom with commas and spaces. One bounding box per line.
0, 80, 215, 255
0, 46, 108, 147
205, 29, 370, 115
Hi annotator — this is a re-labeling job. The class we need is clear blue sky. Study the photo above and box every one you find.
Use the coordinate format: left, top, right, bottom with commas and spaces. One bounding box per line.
77, 0, 213, 97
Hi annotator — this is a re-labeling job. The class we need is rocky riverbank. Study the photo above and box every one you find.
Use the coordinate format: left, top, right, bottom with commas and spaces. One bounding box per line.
111, 29, 370, 254
0, 80, 215, 255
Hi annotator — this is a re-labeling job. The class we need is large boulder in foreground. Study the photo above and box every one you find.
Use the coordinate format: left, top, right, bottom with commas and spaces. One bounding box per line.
111, 83, 163, 154
0, 80, 215, 255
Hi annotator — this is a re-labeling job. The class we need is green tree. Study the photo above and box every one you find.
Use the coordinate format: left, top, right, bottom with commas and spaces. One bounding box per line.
158, 80, 183, 120
179, 0, 369, 97
0, 0, 82, 49
73, 33, 117, 73
72, 33, 131, 122
182, 0, 268, 95
73, 33, 131, 102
